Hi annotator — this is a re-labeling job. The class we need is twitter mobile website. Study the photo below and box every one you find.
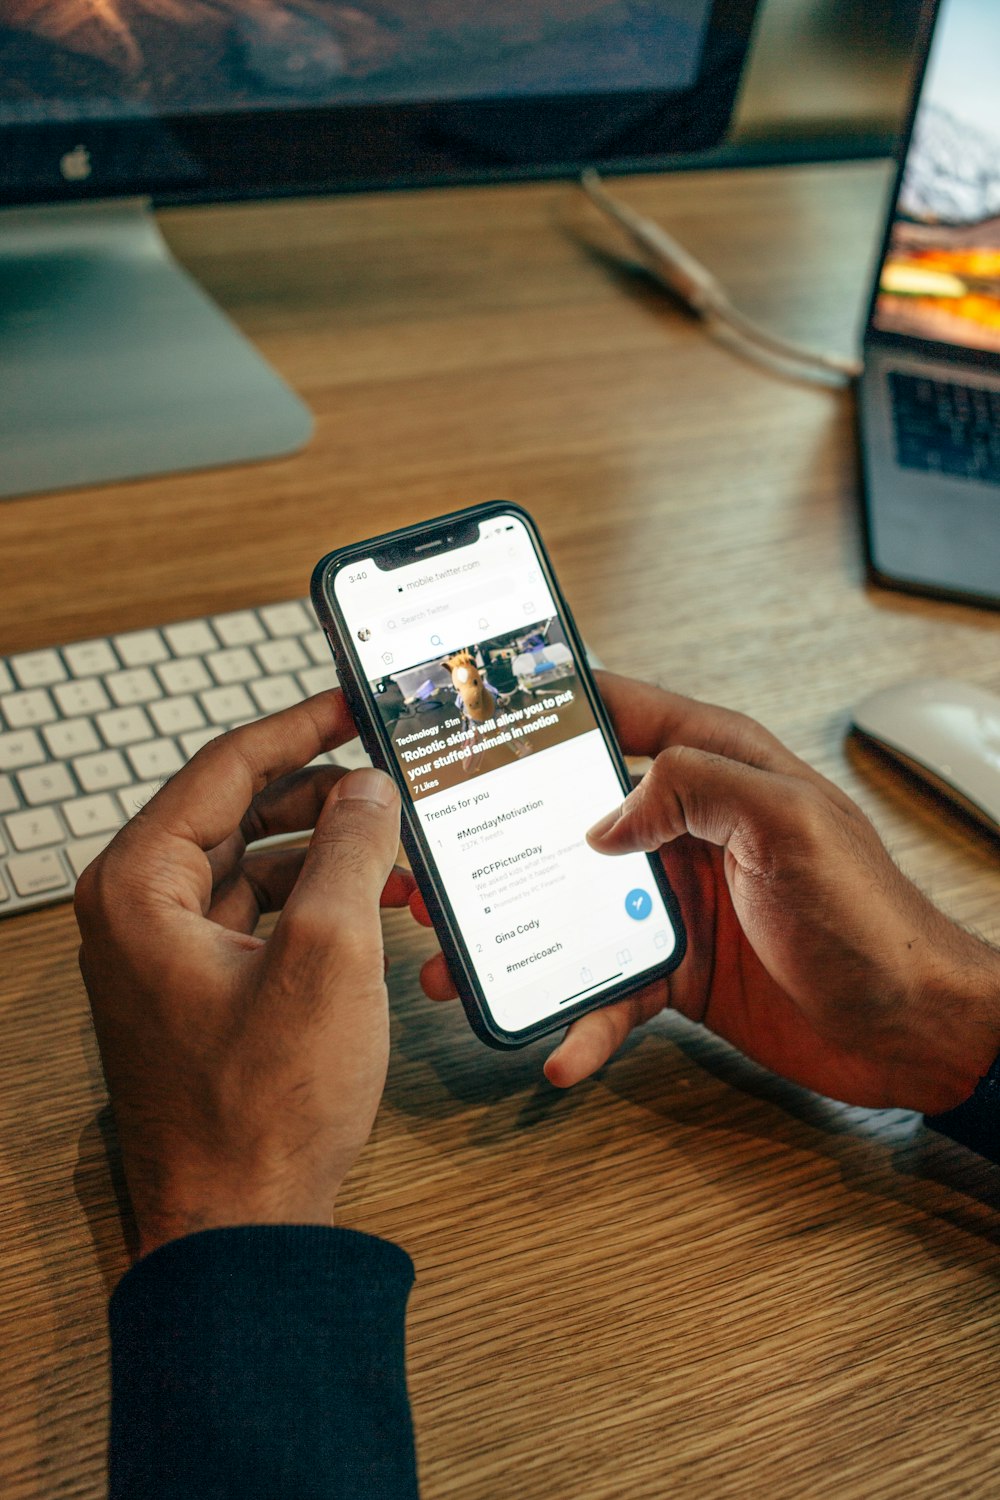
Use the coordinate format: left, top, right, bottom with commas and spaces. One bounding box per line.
367, 624, 676, 1034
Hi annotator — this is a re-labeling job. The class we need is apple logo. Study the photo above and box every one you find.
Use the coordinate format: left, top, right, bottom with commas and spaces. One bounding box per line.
60, 144, 92, 182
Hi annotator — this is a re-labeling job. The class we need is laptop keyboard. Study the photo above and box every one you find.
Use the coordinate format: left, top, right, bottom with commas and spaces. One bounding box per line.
0, 599, 371, 918
889, 371, 1000, 485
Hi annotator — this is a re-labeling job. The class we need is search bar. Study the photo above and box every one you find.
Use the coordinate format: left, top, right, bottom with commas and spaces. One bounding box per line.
382, 579, 513, 635
364, 582, 546, 677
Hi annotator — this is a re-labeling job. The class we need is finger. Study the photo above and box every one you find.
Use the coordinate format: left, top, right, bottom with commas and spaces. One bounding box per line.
587, 743, 823, 868
206, 765, 347, 888
117, 691, 359, 855
240, 764, 349, 848
596, 671, 819, 780
270, 767, 401, 972
208, 850, 416, 933
218, 856, 413, 917
597, 671, 860, 821
209, 846, 309, 933
419, 952, 458, 1001
544, 983, 663, 1088
381, 865, 419, 908
206, 827, 254, 893
409, 889, 434, 928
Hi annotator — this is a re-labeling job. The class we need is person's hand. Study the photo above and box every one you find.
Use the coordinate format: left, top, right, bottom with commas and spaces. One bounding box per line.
76, 692, 414, 1260
415, 673, 1000, 1114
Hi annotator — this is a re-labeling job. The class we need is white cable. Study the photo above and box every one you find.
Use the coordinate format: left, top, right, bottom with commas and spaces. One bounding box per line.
579, 168, 863, 383
709, 299, 863, 379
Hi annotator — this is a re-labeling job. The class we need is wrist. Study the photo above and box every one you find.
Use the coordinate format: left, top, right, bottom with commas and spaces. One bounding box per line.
895, 928, 1000, 1115
926, 1050, 1000, 1163
135, 1197, 337, 1261
125, 1157, 341, 1261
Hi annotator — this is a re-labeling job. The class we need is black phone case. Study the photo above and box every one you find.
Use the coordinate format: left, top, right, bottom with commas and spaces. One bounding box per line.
311, 500, 686, 1049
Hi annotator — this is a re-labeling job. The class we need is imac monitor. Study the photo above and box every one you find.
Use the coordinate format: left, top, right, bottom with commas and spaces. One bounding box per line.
0, 1, 760, 499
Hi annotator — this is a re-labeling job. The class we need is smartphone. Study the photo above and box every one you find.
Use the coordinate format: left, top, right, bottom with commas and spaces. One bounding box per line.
311, 501, 686, 1049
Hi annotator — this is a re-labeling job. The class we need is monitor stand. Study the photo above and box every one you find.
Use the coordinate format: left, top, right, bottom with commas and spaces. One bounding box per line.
0, 198, 313, 500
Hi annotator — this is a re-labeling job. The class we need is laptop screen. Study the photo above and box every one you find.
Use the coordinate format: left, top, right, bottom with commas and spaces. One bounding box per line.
873, 0, 1000, 355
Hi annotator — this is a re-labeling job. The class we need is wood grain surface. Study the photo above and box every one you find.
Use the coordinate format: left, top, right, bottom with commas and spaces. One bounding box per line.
1, 162, 999, 1500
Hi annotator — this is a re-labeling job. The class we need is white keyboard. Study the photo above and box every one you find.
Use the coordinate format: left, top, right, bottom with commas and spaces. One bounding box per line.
0, 599, 371, 918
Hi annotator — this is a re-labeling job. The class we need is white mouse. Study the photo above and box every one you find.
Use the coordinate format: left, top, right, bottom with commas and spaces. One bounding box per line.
852, 677, 1000, 836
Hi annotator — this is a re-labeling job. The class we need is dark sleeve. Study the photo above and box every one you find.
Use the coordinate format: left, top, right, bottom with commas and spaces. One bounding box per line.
108, 1224, 418, 1500
926, 1050, 1000, 1164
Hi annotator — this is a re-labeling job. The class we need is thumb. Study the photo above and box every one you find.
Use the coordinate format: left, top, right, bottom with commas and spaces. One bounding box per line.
272, 768, 401, 966
586, 744, 814, 861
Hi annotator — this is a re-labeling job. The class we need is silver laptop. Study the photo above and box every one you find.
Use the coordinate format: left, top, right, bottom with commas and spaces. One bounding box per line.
858, 0, 1000, 608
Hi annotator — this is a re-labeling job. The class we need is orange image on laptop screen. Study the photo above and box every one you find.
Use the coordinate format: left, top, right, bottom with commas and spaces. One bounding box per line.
874, 0, 1000, 355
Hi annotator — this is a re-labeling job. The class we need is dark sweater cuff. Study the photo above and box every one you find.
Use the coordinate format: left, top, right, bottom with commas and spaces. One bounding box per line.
109, 1224, 418, 1500
926, 1050, 1000, 1164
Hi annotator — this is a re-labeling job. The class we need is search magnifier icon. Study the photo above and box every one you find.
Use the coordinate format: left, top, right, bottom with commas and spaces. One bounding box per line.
430, 634, 443, 647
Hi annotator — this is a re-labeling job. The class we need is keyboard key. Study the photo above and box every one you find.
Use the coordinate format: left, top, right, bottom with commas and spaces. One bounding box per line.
201, 685, 256, 725
54, 678, 112, 718
67, 834, 117, 879
43, 718, 101, 759
304, 630, 332, 665
97, 706, 155, 748
73, 750, 133, 793
179, 726, 223, 758
249, 675, 301, 713
207, 647, 259, 686
7, 849, 70, 898
2, 688, 57, 729
118, 780, 165, 819
0, 662, 13, 696
18, 763, 76, 807
149, 695, 206, 736
0, 729, 46, 772
214, 610, 266, 647
63, 639, 119, 677
256, 638, 308, 675
128, 738, 184, 781
106, 668, 161, 707
260, 601, 312, 637
6, 806, 65, 851
63, 793, 124, 839
114, 629, 169, 667
10, 649, 66, 688
157, 658, 212, 696
164, 620, 218, 657
0, 774, 19, 814
298, 665, 338, 697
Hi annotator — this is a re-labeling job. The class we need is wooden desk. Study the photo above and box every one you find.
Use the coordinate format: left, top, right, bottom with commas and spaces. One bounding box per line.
2, 163, 999, 1500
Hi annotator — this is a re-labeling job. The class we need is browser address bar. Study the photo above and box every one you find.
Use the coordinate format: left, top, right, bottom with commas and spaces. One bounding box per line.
381, 579, 513, 634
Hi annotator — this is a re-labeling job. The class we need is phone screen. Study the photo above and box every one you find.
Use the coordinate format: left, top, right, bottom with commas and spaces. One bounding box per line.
331, 510, 679, 1038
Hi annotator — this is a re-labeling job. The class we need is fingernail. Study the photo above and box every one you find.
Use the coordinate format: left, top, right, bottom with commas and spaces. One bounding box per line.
337, 768, 397, 806
586, 806, 622, 842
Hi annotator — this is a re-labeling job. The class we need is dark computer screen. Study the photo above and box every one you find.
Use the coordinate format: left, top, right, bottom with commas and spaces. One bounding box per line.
0, 1, 759, 204
2, 1, 713, 116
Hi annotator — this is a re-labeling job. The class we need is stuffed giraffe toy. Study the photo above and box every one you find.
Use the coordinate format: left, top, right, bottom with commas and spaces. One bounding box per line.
444, 650, 496, 726
443, 649, 534, 768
